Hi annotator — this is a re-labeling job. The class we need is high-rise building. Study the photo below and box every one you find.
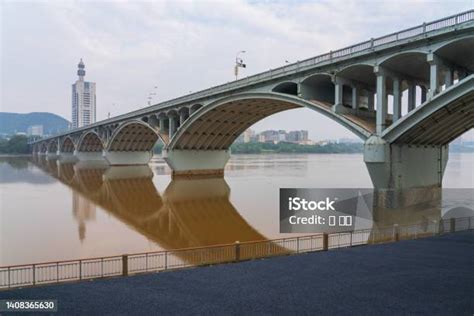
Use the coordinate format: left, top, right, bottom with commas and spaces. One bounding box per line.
71, 59, 96, 129
243, 129, 255, 143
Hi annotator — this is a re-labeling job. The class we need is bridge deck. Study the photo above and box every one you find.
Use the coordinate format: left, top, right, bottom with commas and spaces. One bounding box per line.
310, 100, 376, 133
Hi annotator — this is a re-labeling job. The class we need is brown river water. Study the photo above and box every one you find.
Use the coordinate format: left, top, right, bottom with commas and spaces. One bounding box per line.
0, 153, 473, 266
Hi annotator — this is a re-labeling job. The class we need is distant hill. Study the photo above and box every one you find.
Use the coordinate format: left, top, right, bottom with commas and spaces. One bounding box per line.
0, 112, 70, 136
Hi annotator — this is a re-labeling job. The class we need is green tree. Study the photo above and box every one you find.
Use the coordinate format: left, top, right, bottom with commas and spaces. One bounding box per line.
0, 135, 30, 154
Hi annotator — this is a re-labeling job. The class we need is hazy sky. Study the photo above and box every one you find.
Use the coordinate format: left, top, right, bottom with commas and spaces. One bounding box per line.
1, 0, 473, 141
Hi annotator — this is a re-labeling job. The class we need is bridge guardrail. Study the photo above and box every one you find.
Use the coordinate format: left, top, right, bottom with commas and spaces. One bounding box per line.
0, 216, 472, 289
31, 10, 474, 144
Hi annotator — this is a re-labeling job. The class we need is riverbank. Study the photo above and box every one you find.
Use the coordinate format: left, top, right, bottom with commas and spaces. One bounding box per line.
1, 231, 472, 315
0, 153, 31, 157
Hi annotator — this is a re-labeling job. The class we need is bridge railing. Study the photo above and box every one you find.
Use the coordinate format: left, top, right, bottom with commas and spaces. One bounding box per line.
1, 216, 472, 289
32, 10, 474, 144
162, 9, 474, 104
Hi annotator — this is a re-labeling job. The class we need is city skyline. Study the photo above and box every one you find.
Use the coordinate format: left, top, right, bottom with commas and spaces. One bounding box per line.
2, 1, 473, 141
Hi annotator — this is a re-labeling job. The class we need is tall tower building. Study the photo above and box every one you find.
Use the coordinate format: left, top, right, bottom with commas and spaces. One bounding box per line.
71, 59, 96, 129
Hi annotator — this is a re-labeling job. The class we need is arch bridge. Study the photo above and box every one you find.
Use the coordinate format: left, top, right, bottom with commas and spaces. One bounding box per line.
31, 11, 474, 191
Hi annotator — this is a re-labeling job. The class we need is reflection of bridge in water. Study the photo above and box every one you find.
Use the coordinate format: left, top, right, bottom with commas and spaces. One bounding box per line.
31, 156, 297, 264
29, 156, 448, 251
0, 156, 470, 289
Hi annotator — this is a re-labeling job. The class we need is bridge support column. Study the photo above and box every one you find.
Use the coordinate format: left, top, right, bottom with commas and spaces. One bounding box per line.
351, 85, 359, 110
159, 117, 167, 134
392, 78, 402, 122
420, 86, 427, 103
364, 136, 448, 207
332, 79, 347, 114
407, 83, 416, 112
375, 69, 387, 134
169, 116, 177, 137
162, 149, 230, 179
104, 151, 153, 166
427, 53, 441, 99
444, 68, 454, 88
367, 91, 374, 111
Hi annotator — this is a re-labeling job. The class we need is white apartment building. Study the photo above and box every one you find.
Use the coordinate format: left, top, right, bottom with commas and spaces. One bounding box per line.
72, 59, 96, 129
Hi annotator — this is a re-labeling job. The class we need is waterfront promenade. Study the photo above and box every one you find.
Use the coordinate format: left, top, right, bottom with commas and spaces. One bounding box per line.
1, 231, 473, 315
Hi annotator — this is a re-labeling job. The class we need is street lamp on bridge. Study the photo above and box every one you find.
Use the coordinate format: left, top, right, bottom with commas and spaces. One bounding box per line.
234, 50, 246, 80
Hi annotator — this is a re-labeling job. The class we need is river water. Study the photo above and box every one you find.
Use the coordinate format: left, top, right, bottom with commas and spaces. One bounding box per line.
0, 153, 473, 266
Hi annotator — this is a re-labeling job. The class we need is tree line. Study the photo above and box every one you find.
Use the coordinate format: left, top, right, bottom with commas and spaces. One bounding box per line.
0, 135, 30, 154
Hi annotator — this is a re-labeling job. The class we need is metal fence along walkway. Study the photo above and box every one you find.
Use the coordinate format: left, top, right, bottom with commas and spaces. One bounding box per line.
1, 216, 472, 290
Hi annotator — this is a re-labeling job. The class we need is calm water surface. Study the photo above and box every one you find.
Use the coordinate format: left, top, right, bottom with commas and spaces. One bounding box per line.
0, 153, 473, 265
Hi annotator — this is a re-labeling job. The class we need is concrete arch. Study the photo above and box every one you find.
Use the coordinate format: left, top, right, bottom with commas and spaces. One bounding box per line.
382, 75, 474, 145
300, 73, 335, 104
337, 64, 376, 87
433, 35, 474, 73
47, 140, 58, 153
60, 137, 76, 153
107, 120, 161, 152
379, 51, 430, 84
179, 107, 190, 115
168, 92, 372, 151
166, 109, 179, 117
190, 104, 203, 114
272, 82, 298, 95
377, 48, 428, 66
77, 131, 104, 152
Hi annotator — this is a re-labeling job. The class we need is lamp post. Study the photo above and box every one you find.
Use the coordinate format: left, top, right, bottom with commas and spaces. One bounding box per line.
147, 86, 158, 106
235, 50, 246, 80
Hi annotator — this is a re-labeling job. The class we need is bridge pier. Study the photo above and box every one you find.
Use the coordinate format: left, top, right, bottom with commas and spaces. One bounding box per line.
162, 149, 230, 179
46, 151, 58, 159
104, 151, 153, 166
74, 150, 105, 162
58, 152, 78, 162
364, 136, 448, 208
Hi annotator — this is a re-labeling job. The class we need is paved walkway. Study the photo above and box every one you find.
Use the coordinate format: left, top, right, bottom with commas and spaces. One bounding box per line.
1, 231, 473, 315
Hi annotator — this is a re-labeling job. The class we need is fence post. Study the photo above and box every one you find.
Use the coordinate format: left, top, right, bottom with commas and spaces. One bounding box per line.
235, 241, 240, 261
122, 255, 128, 276
164, 252, 168, 270
322, 233, 329, 251
145, 253, 148, 272
393, 224, 399, 242
32, 264, 36, 286
450, 218, 456, 233
296, 237, 300, 253
79, 260, 82, 280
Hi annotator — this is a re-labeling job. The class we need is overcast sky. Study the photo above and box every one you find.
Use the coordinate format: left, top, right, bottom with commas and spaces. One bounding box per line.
1, 0, 473, 141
